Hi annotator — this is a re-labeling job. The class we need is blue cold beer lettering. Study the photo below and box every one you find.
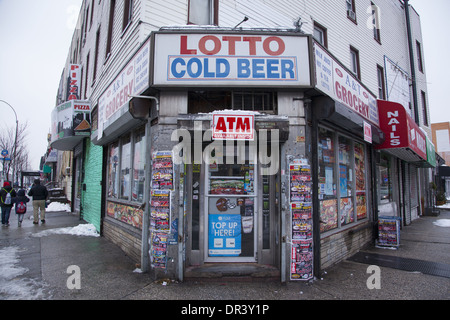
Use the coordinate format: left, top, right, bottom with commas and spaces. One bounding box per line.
170, 57, 296, 80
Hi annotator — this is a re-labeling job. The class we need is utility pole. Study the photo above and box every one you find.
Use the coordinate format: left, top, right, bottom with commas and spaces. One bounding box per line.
0, 100, 19, 186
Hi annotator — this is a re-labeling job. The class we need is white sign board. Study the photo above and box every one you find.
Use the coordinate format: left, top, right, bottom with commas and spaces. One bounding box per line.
153, 33, 312, 87
98, 38, 151, 138
384, 56, 410, 113
314, 43, 379, 126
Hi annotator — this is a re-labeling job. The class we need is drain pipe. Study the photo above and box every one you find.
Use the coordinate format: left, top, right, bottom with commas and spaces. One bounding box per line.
404, 0, 420, 125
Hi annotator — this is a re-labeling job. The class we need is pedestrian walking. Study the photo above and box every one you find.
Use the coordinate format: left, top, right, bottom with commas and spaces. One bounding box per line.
14, 188, 30, 227
28, 179, 48, 225
1, 181, 16, 226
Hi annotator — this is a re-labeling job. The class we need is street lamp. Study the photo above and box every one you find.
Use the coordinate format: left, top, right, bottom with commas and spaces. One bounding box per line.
0, 100, 19, 186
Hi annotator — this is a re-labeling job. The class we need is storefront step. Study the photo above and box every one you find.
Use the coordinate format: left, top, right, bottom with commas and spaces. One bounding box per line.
185, 263, 280, 282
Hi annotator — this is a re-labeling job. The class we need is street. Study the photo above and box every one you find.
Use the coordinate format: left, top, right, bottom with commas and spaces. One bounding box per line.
1, 206, 449, 303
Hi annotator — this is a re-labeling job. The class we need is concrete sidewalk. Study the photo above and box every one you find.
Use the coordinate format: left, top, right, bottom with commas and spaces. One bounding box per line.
1, 208, 449, 301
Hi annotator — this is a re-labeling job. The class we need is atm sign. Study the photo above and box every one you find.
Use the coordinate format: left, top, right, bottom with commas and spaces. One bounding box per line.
212, 113, 255, 141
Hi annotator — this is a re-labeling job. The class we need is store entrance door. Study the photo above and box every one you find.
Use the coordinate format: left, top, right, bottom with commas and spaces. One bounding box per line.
204, 143, 257, 263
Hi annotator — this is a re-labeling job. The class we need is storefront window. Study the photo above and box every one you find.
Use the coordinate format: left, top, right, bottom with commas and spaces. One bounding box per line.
318, 128, 338, 232
108, 142, 120, 198
339, 136, 354, 226
377, 154, 392, 204
120, 135, 131, 200
354, 142, 367, 220
133, 129, 146, 202
318, 127, 368, 234
107, 126, 147, 229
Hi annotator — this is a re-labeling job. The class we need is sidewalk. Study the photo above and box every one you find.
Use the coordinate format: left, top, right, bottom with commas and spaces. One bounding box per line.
1, 207, 449, 301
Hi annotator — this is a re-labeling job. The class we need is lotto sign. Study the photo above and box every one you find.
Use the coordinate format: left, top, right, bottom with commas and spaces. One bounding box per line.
212, 112, 255, 140
153, 32, 312, 87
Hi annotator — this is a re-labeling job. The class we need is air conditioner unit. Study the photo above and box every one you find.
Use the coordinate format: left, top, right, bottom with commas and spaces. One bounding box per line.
347, 10, 356, 20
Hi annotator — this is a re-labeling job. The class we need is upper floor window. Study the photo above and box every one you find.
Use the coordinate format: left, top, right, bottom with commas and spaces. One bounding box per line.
350, 46, 360, 79
105, 0, 116, 59
371, 2, 381, 43
123, 0, 133, 31
346, 0, 357, 22
313, 22, 328, 48
416, 41, 424, 73
421, 91, 429, 126
188, 0, 218, 25
377, 65, 385, 100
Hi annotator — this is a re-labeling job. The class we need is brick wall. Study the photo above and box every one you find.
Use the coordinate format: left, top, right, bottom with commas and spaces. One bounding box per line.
81, 139, 102, 232
320, 223, 373, 270
103, 218, 142, 264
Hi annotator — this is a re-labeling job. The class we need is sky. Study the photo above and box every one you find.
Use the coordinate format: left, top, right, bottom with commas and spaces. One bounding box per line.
0, 0, 449, 170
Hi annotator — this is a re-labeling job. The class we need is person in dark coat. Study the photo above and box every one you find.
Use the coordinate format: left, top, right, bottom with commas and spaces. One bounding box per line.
1, 181, 16, 226
28, 179, 48, 225
14, 188, 30, 227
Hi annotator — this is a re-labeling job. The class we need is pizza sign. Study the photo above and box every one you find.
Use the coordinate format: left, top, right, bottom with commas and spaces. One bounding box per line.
212, 112, 255, 140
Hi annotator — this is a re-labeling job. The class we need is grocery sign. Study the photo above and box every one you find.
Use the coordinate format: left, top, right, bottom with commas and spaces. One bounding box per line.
314, 43, 379, 126
153, 32, 312, 87
212, 112, 255, 141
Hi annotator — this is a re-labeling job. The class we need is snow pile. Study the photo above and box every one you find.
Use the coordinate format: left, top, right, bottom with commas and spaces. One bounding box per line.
0, 246, 48, 300
433, 219, 450, 228
46, 202, 71, 212
32, 223, 100, 238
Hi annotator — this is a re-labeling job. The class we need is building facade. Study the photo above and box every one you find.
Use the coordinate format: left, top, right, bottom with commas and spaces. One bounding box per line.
49, 0, 435, 282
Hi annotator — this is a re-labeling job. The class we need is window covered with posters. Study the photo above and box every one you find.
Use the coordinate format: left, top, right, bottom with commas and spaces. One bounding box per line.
318, 126, 369, 234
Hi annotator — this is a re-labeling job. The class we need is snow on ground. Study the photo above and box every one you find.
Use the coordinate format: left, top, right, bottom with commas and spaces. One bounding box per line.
46, 202, 71, 212
433, 219, 450, 227
32, 223, 100, 238
0, 246, 48, 300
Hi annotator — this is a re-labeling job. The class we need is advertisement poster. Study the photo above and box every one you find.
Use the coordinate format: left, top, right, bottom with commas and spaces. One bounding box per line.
152, 151, 174, 190
208, 214, 242, 257
377, 217, 401, 247
150, 190, 171, 232
106, 202, 143, 229
151, 232, 168, 269
289, 159, 313, 281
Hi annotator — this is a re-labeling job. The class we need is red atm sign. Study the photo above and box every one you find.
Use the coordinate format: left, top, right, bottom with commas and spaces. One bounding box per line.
212, 112, 255, 141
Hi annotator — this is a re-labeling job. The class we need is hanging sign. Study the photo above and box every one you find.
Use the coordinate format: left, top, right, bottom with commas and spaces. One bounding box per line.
364, 121, 372, 144
212, 111, 255, 141
314, 43, 379, 126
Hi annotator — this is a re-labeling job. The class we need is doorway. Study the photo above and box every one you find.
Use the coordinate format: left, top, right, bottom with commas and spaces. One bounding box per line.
204, 143, 257, 262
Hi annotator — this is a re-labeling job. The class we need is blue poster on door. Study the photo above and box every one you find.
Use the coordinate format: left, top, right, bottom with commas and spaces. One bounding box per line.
208, 214, 242, 257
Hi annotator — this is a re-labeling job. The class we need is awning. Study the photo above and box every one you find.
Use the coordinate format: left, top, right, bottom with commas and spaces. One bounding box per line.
313, 96, 385, 144
50, 100, 92, 151
376, 100, 432, 165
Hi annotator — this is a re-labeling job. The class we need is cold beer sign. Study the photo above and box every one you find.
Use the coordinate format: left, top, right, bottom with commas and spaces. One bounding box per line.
212, 112, 255, 141
153, 32, 312, 87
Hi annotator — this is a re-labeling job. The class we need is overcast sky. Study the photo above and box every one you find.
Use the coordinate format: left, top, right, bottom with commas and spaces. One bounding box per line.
0, 0, 448, 170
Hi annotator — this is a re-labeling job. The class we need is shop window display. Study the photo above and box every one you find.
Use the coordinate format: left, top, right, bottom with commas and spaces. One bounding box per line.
108, 142, 120, 198
318, 127, 368, 234
133, 129, 146, 202
120, 135, 131, 200
106, 126, 147, 229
